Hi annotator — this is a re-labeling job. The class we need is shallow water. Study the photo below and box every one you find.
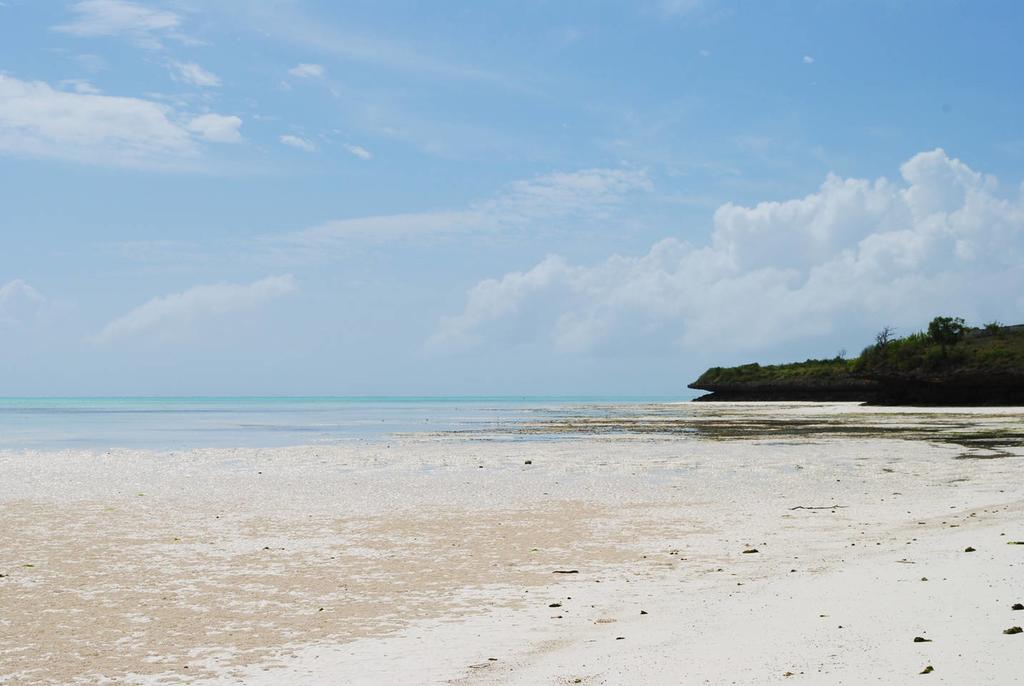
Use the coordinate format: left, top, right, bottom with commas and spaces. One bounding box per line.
0, 396, 688, 450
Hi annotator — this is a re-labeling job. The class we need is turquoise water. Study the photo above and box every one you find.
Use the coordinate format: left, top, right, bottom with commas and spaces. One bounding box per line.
0, 396, 688, 450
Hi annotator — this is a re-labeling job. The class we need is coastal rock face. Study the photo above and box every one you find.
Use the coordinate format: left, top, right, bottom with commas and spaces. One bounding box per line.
687, 377, 879, 402
690, 370, 1024, 405
858, 371, 1024, 406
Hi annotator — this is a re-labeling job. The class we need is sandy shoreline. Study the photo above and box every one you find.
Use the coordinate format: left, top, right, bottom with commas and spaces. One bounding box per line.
2, 404, 1023, 684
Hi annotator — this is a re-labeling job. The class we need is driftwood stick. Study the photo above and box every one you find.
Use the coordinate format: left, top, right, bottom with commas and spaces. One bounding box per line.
789, 505, 847, 510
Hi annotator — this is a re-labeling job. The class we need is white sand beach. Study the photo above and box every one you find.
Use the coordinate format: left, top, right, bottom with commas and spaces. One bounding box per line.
2, 403, 1023, 684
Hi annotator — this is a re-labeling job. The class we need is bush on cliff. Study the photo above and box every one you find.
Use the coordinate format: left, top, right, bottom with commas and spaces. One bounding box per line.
695, 316, 1024, 390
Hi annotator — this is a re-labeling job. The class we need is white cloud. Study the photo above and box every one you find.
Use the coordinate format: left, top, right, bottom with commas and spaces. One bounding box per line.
803, 55, 815, 64
60, 78, 101, 94
54, 0, 184, 49
288, 63, 325, 79
275, 167, 651, 247
94, 275, 297, 344
0, 74, 196, 166
280, 134, 315, 151
187, 113, 242, 143
0, 279, 46, 327
343, 143, 372, 160
0, 74, 244, 166
433, 150, 1024, 355
173, 61, 221, 87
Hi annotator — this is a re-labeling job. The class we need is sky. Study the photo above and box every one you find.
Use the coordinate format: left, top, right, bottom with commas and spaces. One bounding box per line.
1, 0, 1024, 396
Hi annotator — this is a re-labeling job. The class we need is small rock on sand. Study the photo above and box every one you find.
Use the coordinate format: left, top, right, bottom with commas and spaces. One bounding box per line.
1011, 603, 1023, 611
920, 665, 934, 674
1003, 626, 1023, 635
913, 636, 931, 643
964, 546, 976, 552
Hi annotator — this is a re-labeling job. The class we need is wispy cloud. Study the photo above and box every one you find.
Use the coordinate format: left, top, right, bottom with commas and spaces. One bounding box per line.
803, 55, 815, 64
288, 63, 325, 79
94, 275, 297, 344
226, 4, 504, 83
0, 74, 242, 167
343, 143, 372, 160
73, 53, 107, 73
187, 113, 242, 143
59, 78, 101, 94
173, 61, 221, 87
273, 167, 651, 248
654, 0, 731, 25
280, 134, 315, 151
54, 0, 187, 49
0, 279, 46, 327
660, 0, 703, 14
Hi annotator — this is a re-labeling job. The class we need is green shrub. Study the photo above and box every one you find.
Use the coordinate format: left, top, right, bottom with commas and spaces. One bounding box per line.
928, 316, 966, 347
696, 315, 1024, 386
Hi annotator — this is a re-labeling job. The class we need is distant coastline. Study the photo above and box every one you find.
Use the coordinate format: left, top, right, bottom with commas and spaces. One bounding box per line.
689, 317, 1024, 406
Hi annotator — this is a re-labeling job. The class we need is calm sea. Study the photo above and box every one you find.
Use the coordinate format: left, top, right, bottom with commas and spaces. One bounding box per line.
0, 396, 688, 450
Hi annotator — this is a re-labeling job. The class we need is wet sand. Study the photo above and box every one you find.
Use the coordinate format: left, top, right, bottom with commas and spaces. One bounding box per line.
1, 403, 1023, 684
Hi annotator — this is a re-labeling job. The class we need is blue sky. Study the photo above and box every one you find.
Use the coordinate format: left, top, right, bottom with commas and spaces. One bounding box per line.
2, 0, 1023, 395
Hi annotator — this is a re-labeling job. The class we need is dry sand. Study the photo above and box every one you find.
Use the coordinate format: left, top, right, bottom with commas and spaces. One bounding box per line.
1, 403, 1023, 684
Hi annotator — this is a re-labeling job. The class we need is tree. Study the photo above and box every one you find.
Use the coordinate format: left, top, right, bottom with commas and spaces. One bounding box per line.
875, 326, 895, 348
927, 316, 966, 348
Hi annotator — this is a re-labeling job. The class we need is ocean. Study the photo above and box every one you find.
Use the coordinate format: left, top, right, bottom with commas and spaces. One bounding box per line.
0, 396, 688, 450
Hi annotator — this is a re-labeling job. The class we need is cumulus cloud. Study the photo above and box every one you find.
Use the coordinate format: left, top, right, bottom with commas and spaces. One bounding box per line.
0, 74, 243, 166
54, 0, 185, 49
433, 150, 1024, 355
0, 279, 46, 327
187, 113, 242, 143
94, 275, 297, 344
288, 63, 325, 79
276, 167, 651, 247
173, 61, 221, 87
280, 134, 315, 151
803, 55, 815, 64
343, 143, 372, 160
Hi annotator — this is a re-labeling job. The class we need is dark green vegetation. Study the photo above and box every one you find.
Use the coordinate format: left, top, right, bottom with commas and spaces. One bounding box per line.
689, 318, 1024, 405
690, 358, 872, 401
854, 321, 1024, 376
